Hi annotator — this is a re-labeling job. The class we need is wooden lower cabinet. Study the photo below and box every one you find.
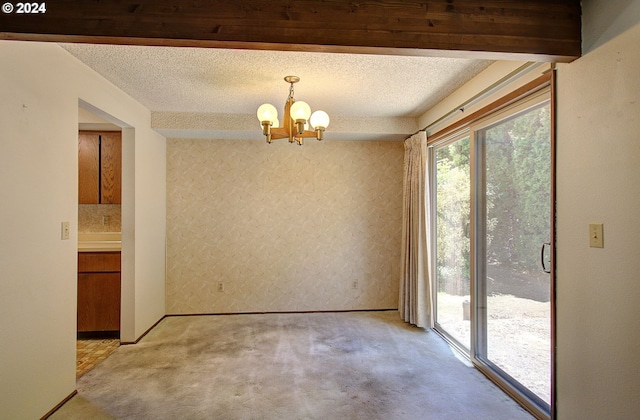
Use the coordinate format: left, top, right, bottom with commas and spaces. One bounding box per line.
78, 252, 121, 333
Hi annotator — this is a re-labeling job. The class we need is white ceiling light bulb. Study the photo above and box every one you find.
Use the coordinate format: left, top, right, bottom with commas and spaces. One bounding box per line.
257, 103, 278, 142
256, 103, 278, 123
290, 101, 311, 121
310, 110, 330, 141
310, 110, 330, 130
290, 101, 311, 135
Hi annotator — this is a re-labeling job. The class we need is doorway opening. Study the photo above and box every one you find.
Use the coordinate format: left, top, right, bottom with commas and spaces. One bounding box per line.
76, 100, 134, 376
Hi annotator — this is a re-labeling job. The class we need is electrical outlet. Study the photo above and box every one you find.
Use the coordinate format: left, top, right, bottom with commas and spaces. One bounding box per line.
352, 280, 358, 289
61, 221, 70, 240
102, 215, 111, 225
217, 282, 225, 292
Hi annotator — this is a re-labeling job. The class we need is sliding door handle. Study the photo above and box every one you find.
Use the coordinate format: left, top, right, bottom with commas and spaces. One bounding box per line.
540, 242, 551, 273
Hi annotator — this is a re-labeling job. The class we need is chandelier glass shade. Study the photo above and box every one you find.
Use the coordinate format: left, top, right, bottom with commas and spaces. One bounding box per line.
256, 76, 330, 145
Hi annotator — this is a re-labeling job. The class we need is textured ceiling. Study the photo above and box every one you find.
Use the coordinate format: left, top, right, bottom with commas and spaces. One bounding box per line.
62, 44, 493, 140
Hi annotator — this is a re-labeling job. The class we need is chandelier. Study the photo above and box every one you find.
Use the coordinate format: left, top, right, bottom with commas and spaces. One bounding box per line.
256, 76, 330, 145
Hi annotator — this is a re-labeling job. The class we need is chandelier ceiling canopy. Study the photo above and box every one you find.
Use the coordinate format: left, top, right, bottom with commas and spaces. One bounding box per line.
256, 76, 330, 146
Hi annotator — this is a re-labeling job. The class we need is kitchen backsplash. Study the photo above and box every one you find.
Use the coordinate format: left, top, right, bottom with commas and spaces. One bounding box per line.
78, 204, 122, 232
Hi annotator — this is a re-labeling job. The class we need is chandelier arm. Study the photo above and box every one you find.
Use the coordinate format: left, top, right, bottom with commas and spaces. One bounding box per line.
269, 128, 289, 140
296, 130, 319, 139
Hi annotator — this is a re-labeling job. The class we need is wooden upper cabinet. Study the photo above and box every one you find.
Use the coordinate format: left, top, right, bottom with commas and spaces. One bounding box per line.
78, 132, 100, 204
100, 132, 122, 204
78, 131, 122, 204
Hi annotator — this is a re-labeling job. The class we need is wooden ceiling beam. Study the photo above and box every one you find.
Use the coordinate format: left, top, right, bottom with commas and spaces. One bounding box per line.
0, 0, 581, 62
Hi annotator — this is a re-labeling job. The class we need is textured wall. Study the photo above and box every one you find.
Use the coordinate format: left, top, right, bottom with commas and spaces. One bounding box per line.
166, 138, 403, 314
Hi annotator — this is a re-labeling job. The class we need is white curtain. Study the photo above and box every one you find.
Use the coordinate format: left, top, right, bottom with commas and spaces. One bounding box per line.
399, 131, 433, 328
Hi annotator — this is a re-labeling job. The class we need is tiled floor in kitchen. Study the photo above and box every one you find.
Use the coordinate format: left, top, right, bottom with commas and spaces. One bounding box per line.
77, 339, 120, 378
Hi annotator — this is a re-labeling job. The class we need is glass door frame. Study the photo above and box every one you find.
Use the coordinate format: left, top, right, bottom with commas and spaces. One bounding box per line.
470, 89, 553, 419
427, 72, 556, 420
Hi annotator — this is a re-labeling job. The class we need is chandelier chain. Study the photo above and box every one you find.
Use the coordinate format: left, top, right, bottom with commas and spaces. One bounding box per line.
288, 82, 295, 101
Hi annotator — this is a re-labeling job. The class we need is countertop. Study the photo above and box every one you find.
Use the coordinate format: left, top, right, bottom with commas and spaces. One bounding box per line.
78, 232, 122, 252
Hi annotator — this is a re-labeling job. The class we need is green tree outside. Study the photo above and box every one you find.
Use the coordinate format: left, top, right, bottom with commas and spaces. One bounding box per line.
435, 103, 550, 296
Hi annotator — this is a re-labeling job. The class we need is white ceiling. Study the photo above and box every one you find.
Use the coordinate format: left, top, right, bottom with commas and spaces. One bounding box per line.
62, 43, 493, 141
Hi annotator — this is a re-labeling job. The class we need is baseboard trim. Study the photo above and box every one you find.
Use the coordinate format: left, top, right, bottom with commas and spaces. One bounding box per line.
41, 389, 77, 420
77, 330, 120, 340
117, 309, 399, 344
166, 308, 398, 317
120, 315, 167, 345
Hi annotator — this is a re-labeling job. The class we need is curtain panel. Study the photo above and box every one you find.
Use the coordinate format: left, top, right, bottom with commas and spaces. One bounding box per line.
399, 131, 433, 328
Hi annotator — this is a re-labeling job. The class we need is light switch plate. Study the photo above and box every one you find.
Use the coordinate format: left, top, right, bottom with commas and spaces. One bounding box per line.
589, 223, 603, 248
61, 221, 70, 240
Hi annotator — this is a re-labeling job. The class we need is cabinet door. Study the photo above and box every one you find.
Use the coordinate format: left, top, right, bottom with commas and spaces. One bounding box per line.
100, 132, 122, 204
78, 133, 100, 204
77, 272, 121, 332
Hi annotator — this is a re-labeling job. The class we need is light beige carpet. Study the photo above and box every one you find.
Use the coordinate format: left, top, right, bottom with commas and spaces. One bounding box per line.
51, 311, 533, 420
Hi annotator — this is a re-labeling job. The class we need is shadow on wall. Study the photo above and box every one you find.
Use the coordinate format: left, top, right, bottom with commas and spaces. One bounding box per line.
583, 0, 640, 52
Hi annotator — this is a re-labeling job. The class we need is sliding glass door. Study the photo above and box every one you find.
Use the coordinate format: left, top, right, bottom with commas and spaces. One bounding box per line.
474, 98, 551, 411
431, 88, 553, 418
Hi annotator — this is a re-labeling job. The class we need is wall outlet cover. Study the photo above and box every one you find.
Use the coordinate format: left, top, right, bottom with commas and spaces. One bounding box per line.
589, 223, 604, 248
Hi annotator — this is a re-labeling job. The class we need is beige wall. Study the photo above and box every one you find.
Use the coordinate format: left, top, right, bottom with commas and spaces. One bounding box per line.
0, 41, 166, 419
166, 138, 403, 314
555, 2, 640, 418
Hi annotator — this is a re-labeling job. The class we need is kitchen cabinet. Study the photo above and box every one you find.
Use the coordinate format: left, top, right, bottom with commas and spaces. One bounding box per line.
78, 131, 122, 204
77, 251, 121, 334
